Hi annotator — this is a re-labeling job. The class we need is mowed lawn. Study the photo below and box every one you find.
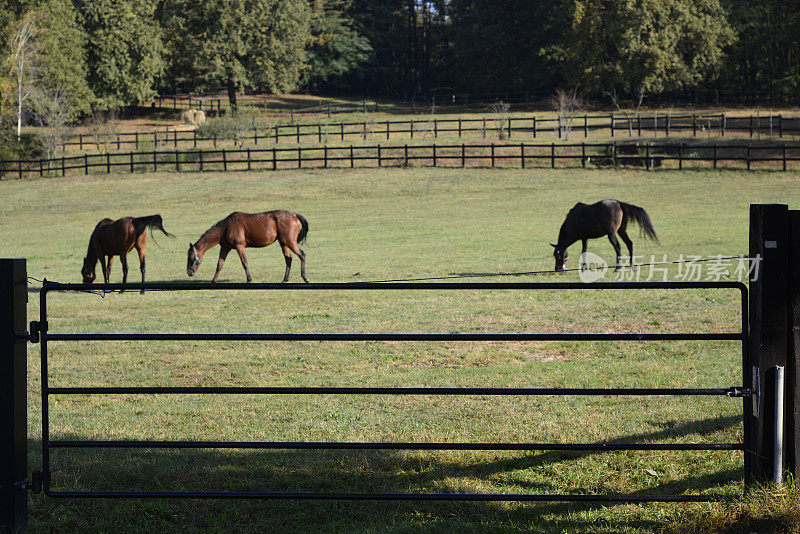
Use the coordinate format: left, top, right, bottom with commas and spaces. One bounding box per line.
1, 167, 798, 533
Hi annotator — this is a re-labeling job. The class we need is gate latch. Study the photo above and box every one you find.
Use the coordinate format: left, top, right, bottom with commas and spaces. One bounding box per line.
27, 321, 43, 344
726, 387, 752, 398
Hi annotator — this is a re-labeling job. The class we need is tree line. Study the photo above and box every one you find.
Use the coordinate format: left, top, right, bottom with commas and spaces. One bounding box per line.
1, 0, 797, 141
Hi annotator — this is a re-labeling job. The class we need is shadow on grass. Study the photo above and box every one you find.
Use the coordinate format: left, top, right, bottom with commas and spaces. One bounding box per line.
26, 414, 742, 533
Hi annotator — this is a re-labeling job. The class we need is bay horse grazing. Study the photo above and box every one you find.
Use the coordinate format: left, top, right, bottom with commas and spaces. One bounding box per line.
82, 215, 174, 292
551, 199, 659, 271
187, 210, 309, 283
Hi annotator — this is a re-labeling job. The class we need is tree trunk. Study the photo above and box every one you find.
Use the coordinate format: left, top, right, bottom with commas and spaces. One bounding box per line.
227, 78, 237, 115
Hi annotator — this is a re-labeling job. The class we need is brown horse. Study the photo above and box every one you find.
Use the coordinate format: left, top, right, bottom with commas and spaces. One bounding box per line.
82, 215, 174, 291
551, 199, 658, 271
187, 210, 309, 283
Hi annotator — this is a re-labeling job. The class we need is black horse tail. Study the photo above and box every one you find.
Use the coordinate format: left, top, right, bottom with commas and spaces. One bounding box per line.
132, 214, 175, 240
296, 213, 309, 245
619, 202, 659, 244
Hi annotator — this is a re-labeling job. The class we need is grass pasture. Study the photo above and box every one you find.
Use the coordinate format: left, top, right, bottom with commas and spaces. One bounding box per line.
1, 166, 798, 532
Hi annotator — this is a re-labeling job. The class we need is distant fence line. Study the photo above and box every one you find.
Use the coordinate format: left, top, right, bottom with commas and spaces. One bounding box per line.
59, 112, 800, 153
3, 141, 799, 179
146, 95, 377, 120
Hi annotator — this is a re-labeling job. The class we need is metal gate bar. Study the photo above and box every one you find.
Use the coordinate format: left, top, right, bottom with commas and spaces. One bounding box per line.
37, 280, 750, 502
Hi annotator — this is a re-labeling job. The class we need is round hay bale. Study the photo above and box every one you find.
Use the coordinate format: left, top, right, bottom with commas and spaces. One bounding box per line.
179, 109, 207, 126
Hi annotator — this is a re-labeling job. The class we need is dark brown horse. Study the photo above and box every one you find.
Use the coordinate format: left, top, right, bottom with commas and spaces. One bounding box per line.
82, 215, 174, 291
187, 210, 309, 283
551, 199, 658, 271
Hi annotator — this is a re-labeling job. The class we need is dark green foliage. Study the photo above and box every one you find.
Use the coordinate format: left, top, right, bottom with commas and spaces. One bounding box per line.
31, 0, 93, 114
75, 0, 165, 107
161, 0, 313, 103
0, 130, 43, 161
302, 0, 372, 91
446, 0, 569, 94
552, 0, 735, 97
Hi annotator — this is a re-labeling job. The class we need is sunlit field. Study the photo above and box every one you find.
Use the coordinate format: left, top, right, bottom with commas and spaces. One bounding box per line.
2, 166, 798, 532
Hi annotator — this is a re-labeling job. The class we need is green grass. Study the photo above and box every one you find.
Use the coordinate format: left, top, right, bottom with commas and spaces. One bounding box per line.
1, 166, 798, 532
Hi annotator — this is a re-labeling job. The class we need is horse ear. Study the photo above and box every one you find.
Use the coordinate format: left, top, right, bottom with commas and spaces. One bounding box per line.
550, 243, 557, 248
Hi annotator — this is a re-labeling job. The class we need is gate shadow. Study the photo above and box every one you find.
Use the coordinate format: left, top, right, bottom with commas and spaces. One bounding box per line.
27, 414, 742, 532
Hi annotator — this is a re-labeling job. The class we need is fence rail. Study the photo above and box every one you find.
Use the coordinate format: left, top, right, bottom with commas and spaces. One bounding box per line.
57, 112, 800, 153
3, 141, 800, 179
145, 95, 376, 119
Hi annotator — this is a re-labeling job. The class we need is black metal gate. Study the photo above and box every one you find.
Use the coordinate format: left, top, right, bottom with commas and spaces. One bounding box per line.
32, 280, 751, 502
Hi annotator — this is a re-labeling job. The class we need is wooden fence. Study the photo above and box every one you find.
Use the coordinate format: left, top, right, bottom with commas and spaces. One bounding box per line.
60, 112, 800, 153
147, 95, 376, 120
3, 142, 799, 179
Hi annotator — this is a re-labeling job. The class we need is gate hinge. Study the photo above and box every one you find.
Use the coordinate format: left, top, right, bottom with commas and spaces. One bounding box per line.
726, 387, 752, 398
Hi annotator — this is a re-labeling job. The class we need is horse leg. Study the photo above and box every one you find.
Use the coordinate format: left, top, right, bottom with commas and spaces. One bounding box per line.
103, 256, 112, 284
618, 229, 634, 267
288, 243, 309, 283
607, 233, 622, 271
136, 236, 146, 294
581, 239, 588, 271
281, 245, 292, 282
119, 254, 129, 292
212, 246, 230, 283
235, 245, 252, 282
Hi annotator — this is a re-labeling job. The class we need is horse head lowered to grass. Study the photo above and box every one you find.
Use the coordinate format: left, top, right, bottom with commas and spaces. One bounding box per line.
81, 214, 174, 293
187, 210, 309, 283
551, 199, 659, 272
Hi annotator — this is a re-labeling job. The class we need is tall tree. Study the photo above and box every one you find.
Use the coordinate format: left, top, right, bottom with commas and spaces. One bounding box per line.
302, 0, 372, 91
161, 0, 313, 110
553, 0, 735, 99
447, 0, 568, 94
720, 0, 800, 101
31, 0, 93, 114
7, 12, 36, 139
76, 0, 164, 107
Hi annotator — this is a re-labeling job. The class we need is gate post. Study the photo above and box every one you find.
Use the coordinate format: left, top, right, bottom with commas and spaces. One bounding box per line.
787, 210, 800, 479
749, 205, 789, 484
0, 259, 27, 533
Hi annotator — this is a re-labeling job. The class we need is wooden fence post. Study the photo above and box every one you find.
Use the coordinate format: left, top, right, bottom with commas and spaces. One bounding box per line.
298, 147, 302, 169
84, 154, 88, 175
693, 114, 697, 136
0, 258, 27, 534
130, 152, 134, 173
350, 145, 354, 168
521, 143, 525, 169
199, 150, 203, 172
461, 143, 465, 167
714, 143, 718, 169
432, 145, 437, 167
784, 143, 787, 172
175, 151, 180, 172
584, 114, 588, 137
610, 113, 614, 137
490, 143, 495, 168
222, 149, 227, 171
551, 143, 555, 168
533, 116, 537, 139
377, 146, 382, 167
